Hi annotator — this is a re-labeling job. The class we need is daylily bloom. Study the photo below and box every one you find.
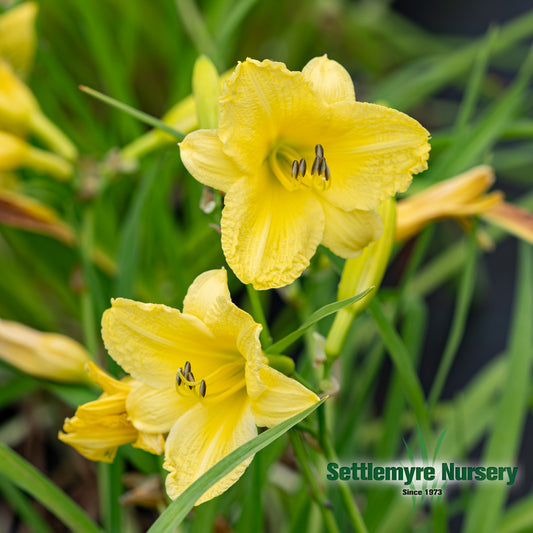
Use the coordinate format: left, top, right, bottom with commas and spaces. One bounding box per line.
101, 268, 318, 504
180, 56, 430, 289
59, 362, 165, 462
0, 2, 38, 77
395, 165, 503, 242
0, 319, 91, 383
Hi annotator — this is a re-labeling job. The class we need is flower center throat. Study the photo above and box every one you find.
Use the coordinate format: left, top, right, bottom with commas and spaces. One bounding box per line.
270, 143, 331, 192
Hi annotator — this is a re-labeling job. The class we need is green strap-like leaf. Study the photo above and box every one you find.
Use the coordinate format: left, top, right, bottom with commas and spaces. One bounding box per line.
148, 398, 327, 533
266, 289, 373, 355
0, 443, 104, 533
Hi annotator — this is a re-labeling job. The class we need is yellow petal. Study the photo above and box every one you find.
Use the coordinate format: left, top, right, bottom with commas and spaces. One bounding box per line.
85, 361, 131, 395
134, 431, 165, 455
182, 268, 231, 321
164, 391, 257, 505
179, 130, 242, 192
221, 171, 325, 289
59, 418, 138, 463
102, 298, 216, 388
218, 59, 326, 174
102, 298, 239, 390
249, 366, 319, 427
320, 201, 383, 258
127, 382, 193, 434
321, 101, 430, 211
302, 55, 356, 105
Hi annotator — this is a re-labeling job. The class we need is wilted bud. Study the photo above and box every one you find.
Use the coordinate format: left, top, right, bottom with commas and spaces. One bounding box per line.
0, 188, 74, 243
326, 198, 396, 359
0, 319, 91, 383
483, 201, 533, 245
0, 130, 73, 180
0, 2, 38, 77
59, 362, 165, 462
192, 55, 220, 129
0, 60, 77, 160
395, 165, 503, 242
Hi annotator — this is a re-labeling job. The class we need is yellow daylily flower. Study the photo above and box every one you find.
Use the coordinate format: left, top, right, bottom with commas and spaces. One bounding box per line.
59, 362, 165, 462
396, 165, 503, 242
0, 2, 38, 77
0, 319, 90, 383
101, 268, 318, 504
180, 56, 430, 289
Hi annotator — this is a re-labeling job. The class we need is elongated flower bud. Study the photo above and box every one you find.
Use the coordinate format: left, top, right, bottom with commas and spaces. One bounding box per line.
192, 55, 221, 129
326, 198, 396, 359
0, 60, 77, 160
395, 165, 503, 242
0, 2, 38, 77
0, 130, 73, 180
0, 319, 91, 383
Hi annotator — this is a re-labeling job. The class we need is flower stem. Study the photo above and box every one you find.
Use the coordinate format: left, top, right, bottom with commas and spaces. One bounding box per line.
29, 110, 78, 161
246, 284, 272, 347
289, 431, 341, 533
317, 407, 369, 533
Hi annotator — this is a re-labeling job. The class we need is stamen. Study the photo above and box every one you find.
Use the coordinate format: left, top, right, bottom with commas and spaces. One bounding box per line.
318, 157, 326, 176
175, 367, 182, 387
324, 162, 331, 181
315, 144, 324, 159
298, 158, 307, 177
183, 361, 191, 375
311, 156, 320, 175
186, 371, 195, 389
199, 379, 206, 398
291, 159, 299, 178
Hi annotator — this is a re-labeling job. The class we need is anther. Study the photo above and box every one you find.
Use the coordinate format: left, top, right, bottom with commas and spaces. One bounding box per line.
311, 156, 320, 175
291, 160, 299, 178
324, 162, 331, 181
315, 144, 324, 159
298, 158, 307, 177
199, 379, 207, 398
186, 371, 195, 389
183, 361, 191, 375
176, 368, 182, 387
318, 157, 326, 176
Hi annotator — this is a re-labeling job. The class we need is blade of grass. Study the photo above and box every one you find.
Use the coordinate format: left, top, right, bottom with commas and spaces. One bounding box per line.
425, 45, 533, 186
0, 477, 54, 533
147, 398, 326, 533
175, 0, 220, 67
0, 443, 104, 533
372, 9, 533, 110
266, 289, 373, 355
79, 86, 185, 140
114, 161, 160, 298
463, 242, 533, 533
368, 298, 430, 436
428, 225, 478, 410
454, 26, 498, 133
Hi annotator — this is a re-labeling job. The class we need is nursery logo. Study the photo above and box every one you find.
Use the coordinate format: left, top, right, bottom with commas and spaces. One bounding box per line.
326, 427, 518, 506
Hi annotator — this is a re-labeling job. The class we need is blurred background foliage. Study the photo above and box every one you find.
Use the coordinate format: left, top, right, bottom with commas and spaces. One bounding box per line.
1, 0, 533, 532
